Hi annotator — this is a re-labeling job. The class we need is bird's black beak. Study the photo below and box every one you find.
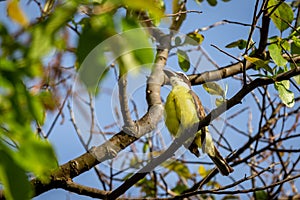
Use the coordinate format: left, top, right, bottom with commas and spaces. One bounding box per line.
163, 69, 177, 85
163, 69, 177, 78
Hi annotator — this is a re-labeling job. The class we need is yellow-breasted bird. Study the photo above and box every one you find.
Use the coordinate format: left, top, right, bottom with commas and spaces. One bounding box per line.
164, 69, 233, 176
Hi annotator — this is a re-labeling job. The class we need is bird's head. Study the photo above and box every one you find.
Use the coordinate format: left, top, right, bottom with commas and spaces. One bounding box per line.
163, 69, 191, 89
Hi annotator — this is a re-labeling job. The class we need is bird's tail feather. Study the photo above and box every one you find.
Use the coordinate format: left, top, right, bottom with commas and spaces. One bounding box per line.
208, 146, 233, 176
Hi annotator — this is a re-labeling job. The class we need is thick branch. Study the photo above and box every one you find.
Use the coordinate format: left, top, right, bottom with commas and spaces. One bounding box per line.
188, 54, 300, 85
188, 60, 253, 84
31, 46, 170, 197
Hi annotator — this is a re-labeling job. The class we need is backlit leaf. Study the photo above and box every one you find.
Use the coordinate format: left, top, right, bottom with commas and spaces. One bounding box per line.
0, 148, 31, 200
121, 18, 154, 67
244, 55, 273, 74
162, 160, 191, 178
198, 165, 209, 177
268, 43, 287, 67
268, 0, 293, 32
177, 49, 190, 72
16, 135, 57, 182
293, 75, 300, 84
254, 190, 268, 200
172, 183, 188, 194
122, 0, 164, 20
225, 39, 247, 50
185, 32, 204, 46
203, 82, 225, 97
222, 195, 239, 200
274, 81, 295, 107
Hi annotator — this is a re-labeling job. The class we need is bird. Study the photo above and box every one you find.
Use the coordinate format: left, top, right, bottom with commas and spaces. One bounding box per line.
163, 69, 233, 176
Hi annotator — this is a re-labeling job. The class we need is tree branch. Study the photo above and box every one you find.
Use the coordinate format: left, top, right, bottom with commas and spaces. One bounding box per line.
107, 67, 300, 199
30, 40, 171, 197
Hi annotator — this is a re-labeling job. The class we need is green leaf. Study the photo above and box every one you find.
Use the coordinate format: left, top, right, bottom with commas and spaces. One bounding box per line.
274, 81, 295, 107
207, 0, 217, 6
222, 195, 239, 200
225, 39, 247, 50
45, 2, 77, 35
77, 15, 115, 89
26, 92, 45, 125
268, 43, 287, 66
29, 27, 52, 61
121, 18, 154, 67
77, 15, 114, 66
280, 79, 289, 89
290, 61, 300, 84
203, 82, 225, 97
268, 0, 293, 32
177, 49, 190, 72
293, 75, 300, 84
0, 148, 32, 200
281, 39, 290, 51
122, 0, 164, 20
184, 32, 204, 46
291, 36, 300, 54
136, 177, 156, 197
172, 183, 188, 194
15, 135, 57, 182
162, 160, 191, 178
244, 55, 273, 74
254, 190, 268, 200
292, 36, 300, 47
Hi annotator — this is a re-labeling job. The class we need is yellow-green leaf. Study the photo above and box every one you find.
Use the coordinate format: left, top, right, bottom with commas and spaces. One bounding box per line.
254, 190, 268, 200
198, 165, 210, 178
244, 55, 273, 74
177, 49, 190, 72
203, 82, 225, 97
184, 32, 204, 46
16, 136, 57, 182
225, 39, 247, 50
162, 160, 191, 178
172, 183, 188, 194
0, 149, 32, 200
7, 0, 29, 27
268, 43, 287, 67
293, 75, 300, 84
123, 0, 164, 20
268, 0, 293, 32
121, 18, 154, 68
274, 81, 295, 107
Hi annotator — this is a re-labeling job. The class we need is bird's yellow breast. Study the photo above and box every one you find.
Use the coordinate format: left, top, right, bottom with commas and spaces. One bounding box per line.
164, 85, 200, 137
